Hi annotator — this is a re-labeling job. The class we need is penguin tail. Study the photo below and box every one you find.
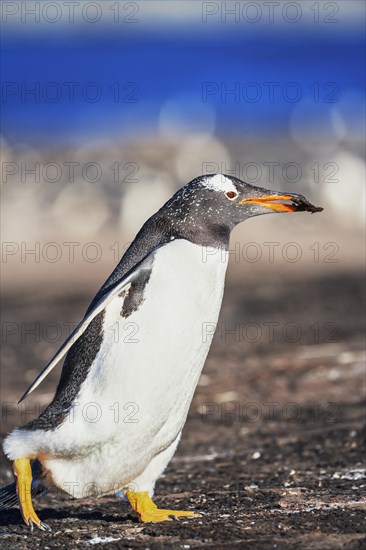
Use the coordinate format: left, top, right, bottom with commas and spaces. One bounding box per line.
0, 482, 18, 510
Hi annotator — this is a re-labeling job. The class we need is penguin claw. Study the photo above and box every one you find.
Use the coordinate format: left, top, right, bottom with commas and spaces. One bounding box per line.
26, 517, 50, 532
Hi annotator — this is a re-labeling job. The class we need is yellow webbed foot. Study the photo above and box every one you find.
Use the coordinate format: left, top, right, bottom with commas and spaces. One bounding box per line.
126, 489, 201, 523
13, 458, 50, 531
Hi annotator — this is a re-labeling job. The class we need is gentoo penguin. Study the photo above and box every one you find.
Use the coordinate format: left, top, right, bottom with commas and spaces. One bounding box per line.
1, 174, 323, 529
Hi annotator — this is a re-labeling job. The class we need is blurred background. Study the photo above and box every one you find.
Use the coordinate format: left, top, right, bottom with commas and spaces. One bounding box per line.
0, 3, 365, 544
1, 0, 365, 292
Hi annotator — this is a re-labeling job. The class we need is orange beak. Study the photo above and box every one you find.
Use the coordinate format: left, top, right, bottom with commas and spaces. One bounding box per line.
238, 194, 298, 213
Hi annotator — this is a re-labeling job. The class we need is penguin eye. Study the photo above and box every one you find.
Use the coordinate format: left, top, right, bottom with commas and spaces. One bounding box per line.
226, 191, 237, 200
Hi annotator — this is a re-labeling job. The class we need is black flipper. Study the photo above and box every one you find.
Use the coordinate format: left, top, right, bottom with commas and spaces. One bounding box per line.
18, 252, 155, 403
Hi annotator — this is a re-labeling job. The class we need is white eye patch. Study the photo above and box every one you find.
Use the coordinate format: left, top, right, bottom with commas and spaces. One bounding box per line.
203, 174, 238, 195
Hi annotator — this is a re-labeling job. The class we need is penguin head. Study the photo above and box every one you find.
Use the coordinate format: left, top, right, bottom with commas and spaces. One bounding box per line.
164, 174, 322, 233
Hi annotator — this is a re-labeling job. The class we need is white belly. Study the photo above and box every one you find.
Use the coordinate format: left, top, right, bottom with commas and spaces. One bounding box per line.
43, 240, 228, 495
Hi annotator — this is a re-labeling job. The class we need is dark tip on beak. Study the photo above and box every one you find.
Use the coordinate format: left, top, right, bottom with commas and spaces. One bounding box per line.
289, 194, 324, 214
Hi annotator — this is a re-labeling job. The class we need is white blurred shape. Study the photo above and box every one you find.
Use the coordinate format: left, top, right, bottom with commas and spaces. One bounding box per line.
336, 89, 366, 139
290, 99, 346, 154
175, 134, 231, 184
74, 138, 121, 159
51, 185, 109, 238
322, 151, 365, 226
119, 169, 174, 238
159, 95, 216, 140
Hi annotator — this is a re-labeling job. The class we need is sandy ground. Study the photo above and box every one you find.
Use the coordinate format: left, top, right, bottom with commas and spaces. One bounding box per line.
0, 272, 365, 549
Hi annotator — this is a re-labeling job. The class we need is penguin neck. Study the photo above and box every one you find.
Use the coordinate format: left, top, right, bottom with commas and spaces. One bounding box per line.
159, 214, 231, 250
